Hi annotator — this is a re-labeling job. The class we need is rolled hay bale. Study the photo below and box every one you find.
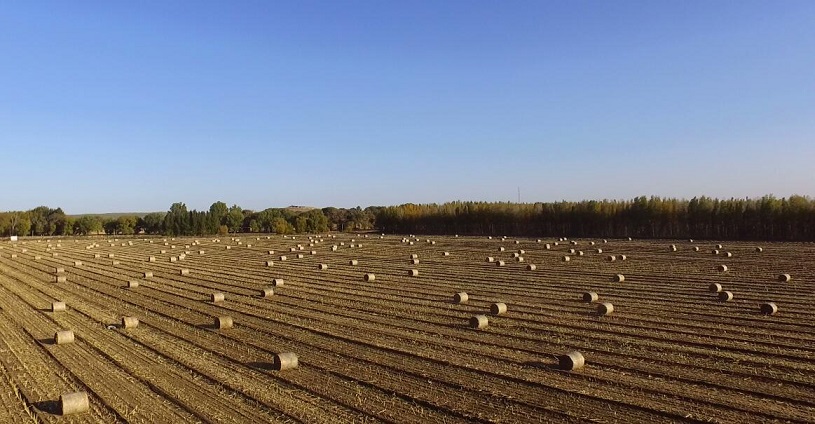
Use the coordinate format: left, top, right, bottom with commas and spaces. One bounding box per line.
410, 259, 420, 265
121, 316, 139, 329
496, 260, 506, 267
279, 255, 287, 261
612, 274, 625, 282
296, 254, 304, 259
670, 245, 677, 252
627, 237, 633, 241
364, 273, 376, 282
778, 274, 791, 282
619, 255, 627, 261
498, 247, 505, 252
562, 256, 571, 262
544, 244, 551, 250
692, 246, 700, 252
518, 249, 526, 254
289, 247, 297, 252
410, 253, 419, 259
589, 241, 596, 246
442, 252, 450, 256
169, 257, 177, 263
214, 316, 233, 329
486, 257, 495, 263
716, 244, 723, 249
199, 250, 205, 255
127, 280, 139, 289
712, 249, 720, 255
317, 263, 328, 270
516, 256, 525, 262
55, 275, 67, 283
596, 249, 603, 254
582, 292, 599, 303
331, 245, 338, 252
570, 240, 578, 245
148, 256, 156, 262
718, 291, 734, 302
408, 269, 419, 277
310, 250, 317, 255
469, 315, 488, 329
266, 261, 274, 267
708, 283, 723, 293
755, 247, 763, 253
273, 352, 299, 371
725, 252, 733, 258
180, 269, 190, 276
349, 259, 359, 266
717, 265, 728, 272
143, 271, 153, 279
260, 287, 274, 298
272, 278, 285, 287
526, 264, 537, 270
35, 255, 41, 260
689, 239, 694, 243
511, 252, 520, 258
490, 302, 507, 315
54, 330, 75, 345
94, 253, 101, 259
108, 253, 115, 258
567, 249, 576, 254
211, 292, 225, 303
607, 255, 616, 262
558, 351, 585, 371
453, 292, 469, 304
597, 302, 614, 316
73, 260, 82, 267
577, 251, 584, 256
51, 301, 67, 312
160, 250, 167, 254
225, 246, 231, 250
760, 302, 778, 315
60, 391, 89, 415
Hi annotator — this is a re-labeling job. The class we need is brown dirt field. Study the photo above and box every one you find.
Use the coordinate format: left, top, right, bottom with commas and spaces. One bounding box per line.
0, 235, 813, 423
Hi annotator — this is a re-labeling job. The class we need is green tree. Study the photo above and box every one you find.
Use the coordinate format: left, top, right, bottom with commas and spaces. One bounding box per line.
226, 205, 244, 233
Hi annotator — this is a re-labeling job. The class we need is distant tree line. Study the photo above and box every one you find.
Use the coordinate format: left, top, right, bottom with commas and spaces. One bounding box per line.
374, 195, 815, 241
3, 196, 813, 240
0, 202, 380, 237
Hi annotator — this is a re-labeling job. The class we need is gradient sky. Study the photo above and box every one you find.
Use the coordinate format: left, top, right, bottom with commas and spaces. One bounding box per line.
2, 1, 813, 214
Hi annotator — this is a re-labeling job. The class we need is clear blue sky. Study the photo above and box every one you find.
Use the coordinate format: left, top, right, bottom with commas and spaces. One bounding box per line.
2, 1, 813, 214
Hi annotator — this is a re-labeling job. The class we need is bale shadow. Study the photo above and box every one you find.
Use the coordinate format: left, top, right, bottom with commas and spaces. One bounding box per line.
195, 323, 216, 330
38, 308, 54, 312
32, 400, 60, 415
246, 361, 277, 371
37, 338, 55, 346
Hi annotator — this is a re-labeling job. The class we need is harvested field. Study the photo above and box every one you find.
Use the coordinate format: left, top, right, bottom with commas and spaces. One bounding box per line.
0, 235, 813, 423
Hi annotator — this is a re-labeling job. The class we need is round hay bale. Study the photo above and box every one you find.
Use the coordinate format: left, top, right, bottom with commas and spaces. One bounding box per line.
310, 250, 317, 255
526, 264, 537, 270
558, 351, 585, 371
180, 269, 189, 276
55, 275, 67, 283
331, 245, 338, 251
568, 249, 576, 254
108, 253, 114, 258
469, 315, 488, 329
712, 249, 720, 255
708, 283, 723, 293
486, 257, 495, 263
94, 253, 101, 259
498, 247, 505, 252
279, 255, 287, 261
143, 272, 153, 279
582, 292, 599, 303
717, 265, 728, 272
260, 287, 274, 298
73, 261, 82, 267
778, 274, 791, 282
54, 330, 75, 345
148, 256, 156, 262
619, 255, 627, 261
490, 302, 507, 315
725, 252, 733, 258
410, 259, 420, 265
595, 249, 603, 253
607, 255, 616, 262
516, 256, 525, 262
453, 292, 468, 304
755, 247, 763, 253
214, 316, 233, 329
496, 260, 506, 267
127, 280, 139, 289
121, 316, 139, 329
51, 301, 66, 312
718, 291, 734, 302
364, 273, 376, 282
669, 245, 677, 252
410, 254, 419, 259
692, 246, 700, 251
60, 391, 89, 415
266, 260, 274, 267
511, 252, 519, 258
273, 352, 299, 371
627, 237, 632, 241
760, 302, 778, 315
612, 274, 625, 282
296, 254, 304, 259
408, 269, 419, 277
211, 292, 225, 303
272, 279, 284, 287
562, 256, 570, 262
597, 302, 614, 316
716, 244, 723, 249
349, 259, 359, 265
317, 263, 328, 270
442, 251, 450, 256
544, 244, 551, 250
169, 257, 177, 262
577, 251, 584, 256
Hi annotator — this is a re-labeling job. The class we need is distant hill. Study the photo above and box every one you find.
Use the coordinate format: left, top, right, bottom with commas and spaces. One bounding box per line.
67, 212, 159, 219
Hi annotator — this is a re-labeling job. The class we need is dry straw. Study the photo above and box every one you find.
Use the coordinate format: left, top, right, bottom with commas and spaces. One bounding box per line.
127, 280, 139, 289
60, 392, 89, 415
180, 269, 190, 275
273, 352, 299, 370
54, 330, 75, 345
558, 351, 585, 371
55, 275, 67, 283
143, 272, 153, 278
214, 316, 233, 329
51, 301, 66, 312
211, 292, 225, 302
121, 317, 139, 329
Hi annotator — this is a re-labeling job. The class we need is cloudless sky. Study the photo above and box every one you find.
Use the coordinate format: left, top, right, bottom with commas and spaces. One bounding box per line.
1, 1, 813, 213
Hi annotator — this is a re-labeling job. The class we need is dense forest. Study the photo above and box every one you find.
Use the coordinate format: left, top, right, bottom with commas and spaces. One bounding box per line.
1, 195, 813, 241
